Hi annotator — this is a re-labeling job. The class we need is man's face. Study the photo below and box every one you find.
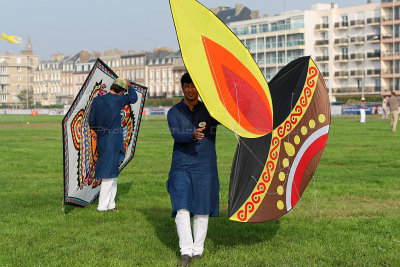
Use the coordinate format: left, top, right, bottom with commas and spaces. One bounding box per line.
182, 82, 198, 102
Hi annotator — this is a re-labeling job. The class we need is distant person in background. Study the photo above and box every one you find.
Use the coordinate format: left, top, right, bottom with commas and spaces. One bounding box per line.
387, 91, 398, 132
360, 97, 366, 123
89, 78, 138, 211
382, 95, 389, 120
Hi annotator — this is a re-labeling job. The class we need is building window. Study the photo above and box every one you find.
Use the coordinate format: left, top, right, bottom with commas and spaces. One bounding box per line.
251, 25, 257, 34
17, 76, 22, 81
17, 67, 21, 72
261, 24, 268, 33
342, 47, 348, 56
16, 57, 21, 64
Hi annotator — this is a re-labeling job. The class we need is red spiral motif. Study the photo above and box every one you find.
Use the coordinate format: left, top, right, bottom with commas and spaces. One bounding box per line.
290, 106, 302, 124
304, 86, 312, 98
300, 94, 308, 107
261, 161, 275, 183
251, 182, 266, 203
237, 202, 255, 221
277, 121, 292, 138
270, 136, 280, 160
307, 67, 318, 87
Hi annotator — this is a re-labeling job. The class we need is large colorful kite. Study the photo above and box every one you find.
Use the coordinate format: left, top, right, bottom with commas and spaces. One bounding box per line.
170, 0, 330, 222
63, 59, 147, 206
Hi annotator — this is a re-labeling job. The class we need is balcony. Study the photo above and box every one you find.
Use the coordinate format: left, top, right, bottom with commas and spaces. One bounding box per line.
366, 17, 380, 24
321, 72, 329, 77
381, 15, 400, 25
350, 53, 364, 61
350, 70, 364, 77
315, 56, 329, 62
315, 24, 329, 31
334, 71, 349, 78
332, 87, 381, 95
350, 19, 365, 28
334, 38, 349, 46
349, 36, 365, 44
382, 0, 400, 8
367, 51, 381, 58
382, 68, 400, 78
367, 35, 380, 42
287, 40, 305, 47
315, 40, 329, 46
366, 69, 381, 76
381, 50, 400, 58
334, 22, 349, 29
334, 54, 349, 61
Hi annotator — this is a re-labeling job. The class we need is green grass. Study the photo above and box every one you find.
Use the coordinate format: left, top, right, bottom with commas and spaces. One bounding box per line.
0, 114, 399, 266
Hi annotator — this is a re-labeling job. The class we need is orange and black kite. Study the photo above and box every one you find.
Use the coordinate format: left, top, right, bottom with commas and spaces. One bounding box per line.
170, 0, 330, 222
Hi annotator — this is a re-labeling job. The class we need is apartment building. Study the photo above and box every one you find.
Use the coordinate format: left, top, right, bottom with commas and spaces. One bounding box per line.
0, 37, 38, 106
33, 51, 89, 105
381, 0, 400, 92
119, 52, 146, 86
33, 54, 63, 106
229, 1, 389, 101
146, 48, 184, 98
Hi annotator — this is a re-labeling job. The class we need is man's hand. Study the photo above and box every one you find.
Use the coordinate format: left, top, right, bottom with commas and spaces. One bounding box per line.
193, 127, 205, 140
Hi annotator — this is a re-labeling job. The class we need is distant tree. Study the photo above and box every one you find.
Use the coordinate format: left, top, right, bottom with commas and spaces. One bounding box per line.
17, 89, 34, 108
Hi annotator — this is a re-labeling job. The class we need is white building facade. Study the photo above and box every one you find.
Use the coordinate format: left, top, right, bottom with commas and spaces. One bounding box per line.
229, 2, 385, 101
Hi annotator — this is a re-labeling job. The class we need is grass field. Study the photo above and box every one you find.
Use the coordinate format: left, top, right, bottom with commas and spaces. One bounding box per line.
0, 114, 399, 266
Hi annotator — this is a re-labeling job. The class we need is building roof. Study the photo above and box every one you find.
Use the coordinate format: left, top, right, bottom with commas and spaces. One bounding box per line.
214, 4, 258, 23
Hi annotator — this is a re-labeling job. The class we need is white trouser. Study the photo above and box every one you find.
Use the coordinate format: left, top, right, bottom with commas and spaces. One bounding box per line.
360, 109, 366, 123
97, 178, 117, 211
175, 209, 209, 256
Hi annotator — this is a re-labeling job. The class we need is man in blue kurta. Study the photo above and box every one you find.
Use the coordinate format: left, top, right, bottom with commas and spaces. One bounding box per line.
167, 72, 219, 266
89, 78, 137, 212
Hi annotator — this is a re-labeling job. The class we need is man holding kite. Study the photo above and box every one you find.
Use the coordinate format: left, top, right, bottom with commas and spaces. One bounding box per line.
167, 72, 219, 266
89, 78, 137, 212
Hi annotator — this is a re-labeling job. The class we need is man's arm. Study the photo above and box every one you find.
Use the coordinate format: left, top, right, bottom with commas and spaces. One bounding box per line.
121, 83, 138, 106
167, 109, 196, 143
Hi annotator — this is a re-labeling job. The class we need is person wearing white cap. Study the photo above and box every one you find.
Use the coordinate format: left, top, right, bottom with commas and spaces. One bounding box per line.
360, 97, 366, 123
89, 78, 138, 211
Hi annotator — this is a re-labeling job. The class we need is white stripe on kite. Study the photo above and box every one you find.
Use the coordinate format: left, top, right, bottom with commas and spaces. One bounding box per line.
286, 125, 329, 211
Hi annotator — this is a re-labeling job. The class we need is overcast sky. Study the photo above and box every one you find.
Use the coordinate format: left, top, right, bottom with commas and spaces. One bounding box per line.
0, 0, 378, 60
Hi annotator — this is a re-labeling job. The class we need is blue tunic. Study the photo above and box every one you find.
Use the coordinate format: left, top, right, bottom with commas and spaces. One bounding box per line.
167, 101, 219, 218
89, 87, 137, 179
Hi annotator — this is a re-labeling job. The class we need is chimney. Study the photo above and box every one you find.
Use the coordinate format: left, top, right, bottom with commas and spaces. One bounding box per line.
251, 10, 259, 19
79, 50, 90, 63
51, 53, 64, 61
235, 4, 244, 16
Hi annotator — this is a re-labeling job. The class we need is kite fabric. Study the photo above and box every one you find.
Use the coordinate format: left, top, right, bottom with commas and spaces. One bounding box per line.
63, 58, 147, 206
1, 33, 22, 46
170, 0, 273, 138
170, 0, 330, 222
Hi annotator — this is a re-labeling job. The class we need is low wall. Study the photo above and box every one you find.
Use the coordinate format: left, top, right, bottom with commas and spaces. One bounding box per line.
0, 105, 398, 116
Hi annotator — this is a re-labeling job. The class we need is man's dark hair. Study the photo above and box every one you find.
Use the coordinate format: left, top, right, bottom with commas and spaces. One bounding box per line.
391, 91, 396, 96
110, 84, 126, 94
181, 72, 193, 87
